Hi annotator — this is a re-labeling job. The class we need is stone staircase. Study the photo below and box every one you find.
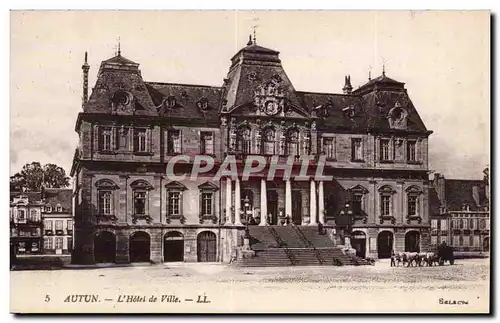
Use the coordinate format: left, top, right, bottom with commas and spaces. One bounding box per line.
233, 225, 372, 267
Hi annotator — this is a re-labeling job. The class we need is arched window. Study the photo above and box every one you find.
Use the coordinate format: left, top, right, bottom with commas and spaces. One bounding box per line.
237, 127, 251, 154
95, 179, 119, 217
262, 127, 276, 155
459, 219, 465, 229
405, 186, 423, 217
378, 185, 396, 217
130, 180, 154, 216
286, 128, 299, 156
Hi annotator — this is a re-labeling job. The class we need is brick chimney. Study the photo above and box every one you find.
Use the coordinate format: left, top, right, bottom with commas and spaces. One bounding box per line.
472, 185, 480, 207
432, 173, 446, 210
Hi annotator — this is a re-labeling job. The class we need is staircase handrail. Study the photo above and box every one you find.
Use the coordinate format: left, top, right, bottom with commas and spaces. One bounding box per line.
293, 226, 326, 265
267, 226, 298, 265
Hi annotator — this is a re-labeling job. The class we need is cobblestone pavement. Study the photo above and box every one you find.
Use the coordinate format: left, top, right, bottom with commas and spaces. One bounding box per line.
10, 258, 490, 314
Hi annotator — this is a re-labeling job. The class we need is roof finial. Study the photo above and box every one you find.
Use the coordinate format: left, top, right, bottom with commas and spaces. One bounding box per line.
368, 65, 372, 81
247, 34, 253, 46
84, 51, 88, 64
382, 57, 386, 77
251, 17, 259, 45
117, 36, 121, 56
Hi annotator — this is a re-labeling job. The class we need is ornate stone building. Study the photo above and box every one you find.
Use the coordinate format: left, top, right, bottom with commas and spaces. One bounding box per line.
70, 37, 433, 264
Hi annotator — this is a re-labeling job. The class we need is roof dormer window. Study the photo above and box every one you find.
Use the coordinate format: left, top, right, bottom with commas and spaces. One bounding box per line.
56, 204, 62, 213
45, 205, 52, 213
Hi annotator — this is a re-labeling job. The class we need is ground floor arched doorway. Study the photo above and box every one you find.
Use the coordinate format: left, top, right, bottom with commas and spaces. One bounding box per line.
351, 231, 367, 258
130, 231, 150, 263
267, 190, 279, 225
405, 231, 420, 252
377, 231, 393, 259
164, 231, 184, 262
483, 237, 489, 252
94, 231, 116, 263
197, 231, 216, 262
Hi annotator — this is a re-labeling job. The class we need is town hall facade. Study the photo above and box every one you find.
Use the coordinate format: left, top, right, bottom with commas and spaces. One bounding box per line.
70, 37, 433, 264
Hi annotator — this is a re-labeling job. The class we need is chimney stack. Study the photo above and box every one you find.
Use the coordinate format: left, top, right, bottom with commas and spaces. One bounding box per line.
82, 51, 90, 107
342, 75, 353, 94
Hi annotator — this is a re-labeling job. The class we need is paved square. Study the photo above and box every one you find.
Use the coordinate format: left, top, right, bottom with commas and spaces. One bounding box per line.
10, 258, 490, 313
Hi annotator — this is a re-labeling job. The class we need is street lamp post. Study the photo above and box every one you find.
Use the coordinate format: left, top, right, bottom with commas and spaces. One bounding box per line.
339, 202, 354, 250
243, 196, 251, 250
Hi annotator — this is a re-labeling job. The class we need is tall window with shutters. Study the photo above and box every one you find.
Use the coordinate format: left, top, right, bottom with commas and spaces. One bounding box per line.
351, 138, 363, 161
322, 137, 336, 159
167, 130, 181, 154
237, 127, 251, 154
286, 129, 299, 156
407, 140, 417, 162
262, 128, 276, 155
99, 127, 113, 152
134, 128, 148, 153
200, 132, 214, 155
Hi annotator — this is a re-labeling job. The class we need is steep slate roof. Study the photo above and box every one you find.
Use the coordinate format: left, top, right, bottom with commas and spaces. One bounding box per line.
145, 82, 222, 121
10, 191, 43, 205
222, 42, 307, 116
80, 41, 431, 134
428, 186, 442, 216
444, 180, 488, 211
43, 188, 73, 213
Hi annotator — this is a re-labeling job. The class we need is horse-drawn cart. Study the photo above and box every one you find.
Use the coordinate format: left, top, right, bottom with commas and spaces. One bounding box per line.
437, 244, 455, 266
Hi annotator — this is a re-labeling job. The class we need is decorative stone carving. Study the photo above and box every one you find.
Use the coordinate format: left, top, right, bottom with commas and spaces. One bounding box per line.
111, 90, 134, 114
387, 101, 409, 129
197, 97, 210, 112
311, 121, 317, 132
247, 71, 258, 82
254, 78, 286, 116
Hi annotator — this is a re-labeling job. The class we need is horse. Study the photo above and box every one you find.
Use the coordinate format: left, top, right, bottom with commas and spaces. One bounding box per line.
402, 252, 421, 267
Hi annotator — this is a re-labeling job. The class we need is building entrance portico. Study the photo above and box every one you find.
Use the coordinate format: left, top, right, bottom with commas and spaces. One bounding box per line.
226, 177, 326, 226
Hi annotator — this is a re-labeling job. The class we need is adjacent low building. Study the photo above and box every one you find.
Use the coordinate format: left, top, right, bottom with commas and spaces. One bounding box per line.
10, 192, 44, 254
42, 188, 74, 255
429, 172, 490, 254
9, 188, 74, 255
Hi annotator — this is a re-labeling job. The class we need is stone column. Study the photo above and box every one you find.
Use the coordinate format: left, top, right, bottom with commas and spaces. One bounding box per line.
259, 179, 267, 226
318, 180, 325, 224
234, 178, 242, 225
225, 177, 232, 225
285, 179, 292, 221
310, 180, 317, 225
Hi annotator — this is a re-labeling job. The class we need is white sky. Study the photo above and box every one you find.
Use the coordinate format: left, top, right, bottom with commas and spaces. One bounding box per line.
10, 10, 490, 179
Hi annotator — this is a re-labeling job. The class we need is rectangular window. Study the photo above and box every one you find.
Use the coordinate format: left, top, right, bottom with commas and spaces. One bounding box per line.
431, 219, 438, 229
98, 191, 112, 215
100, 127, 112, 151
323, 138, 335, 159
44, 220, 53, 230
352, 193, 362, 214
68, 238, 73, 251
44, 237, 52, 250
201, 192, 213, 216
469, 236, 474, 247
440, 236, 448, 245
134, 129, 147, 152
381, 195, 391, 216
431, 236, 438, 246
134, 191, 147, 215
18, 209, 26, 221
407, 140, 417, 162
67, 220, 73, 232
201, 132, 214, 155
440, 219, 448, 231
167, 130, 181, 154
55, 237, 64, 249
408, 195, 418, 216
30, 209, 38, 221
168, 192, 181, 216
351, 138, 363, 161
55, 220, 63, 230
380, 139, 391, 161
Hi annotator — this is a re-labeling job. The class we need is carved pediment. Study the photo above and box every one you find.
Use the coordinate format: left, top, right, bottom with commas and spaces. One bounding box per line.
348, 184, 369, 194
95, 179, 119, 190
130, 179, 154, 190
165, 181, 188, 191
198, 181, 219, 191
378, 185, 396, 194
405, 185, 423, 194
